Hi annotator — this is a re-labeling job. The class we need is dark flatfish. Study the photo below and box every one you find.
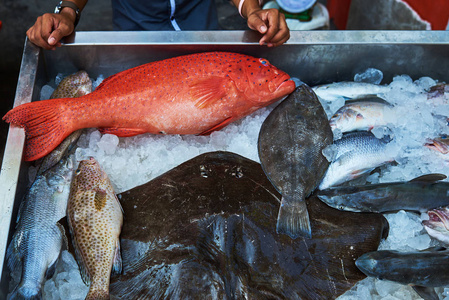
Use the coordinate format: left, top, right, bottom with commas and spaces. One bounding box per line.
109, 151, 388, 300
258, 84, 333, 239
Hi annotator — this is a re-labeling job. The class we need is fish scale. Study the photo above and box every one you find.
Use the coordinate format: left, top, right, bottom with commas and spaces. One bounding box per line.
3, 51, 295, 161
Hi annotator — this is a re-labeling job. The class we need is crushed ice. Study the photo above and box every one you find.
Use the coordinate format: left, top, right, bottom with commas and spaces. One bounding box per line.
18, 69, 449, 299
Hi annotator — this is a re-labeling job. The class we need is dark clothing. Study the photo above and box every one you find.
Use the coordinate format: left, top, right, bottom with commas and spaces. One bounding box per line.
111, 0, 219, 30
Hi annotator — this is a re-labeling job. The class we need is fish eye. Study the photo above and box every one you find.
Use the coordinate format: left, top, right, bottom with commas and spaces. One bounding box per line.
259, 58, 269, 66
75, 168, 81, 175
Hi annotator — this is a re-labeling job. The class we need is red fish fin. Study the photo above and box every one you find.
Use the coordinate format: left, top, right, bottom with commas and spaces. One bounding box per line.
98, 127, 147, 137
198, 117, 233, 136
190, 76, 229, 109
95, 63, 154, 91
3, 99, 72, 161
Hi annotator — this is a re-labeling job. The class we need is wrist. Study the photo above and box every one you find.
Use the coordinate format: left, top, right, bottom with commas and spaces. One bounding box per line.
239, 0, 261, 19
55, 1, 81, 27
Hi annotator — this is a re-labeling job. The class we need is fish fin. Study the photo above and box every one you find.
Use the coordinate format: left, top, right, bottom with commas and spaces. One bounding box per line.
56, 219, 70, 249
345, 95, 393, 106
276, 195, 312, 239
98, 127, 147, 137
2, 98, 73, 161
410, 173, 447, 182
6, 234, 22, 272
94, 189, 108, 211
198, 117, 233, 136
45, 256, 59, 279
419, 246, 447, 252
68, 216, 91, 286
411, 285, 439, 300
189, 76, 229, 109
111, 238, 123, 275
72, 236, 91, 286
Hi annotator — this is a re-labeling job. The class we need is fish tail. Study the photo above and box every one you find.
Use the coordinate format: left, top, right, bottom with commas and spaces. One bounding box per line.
276, 196, 312, 239
10, 282, 42, 300
3, 99, 74, 161
85, 286, 109, 300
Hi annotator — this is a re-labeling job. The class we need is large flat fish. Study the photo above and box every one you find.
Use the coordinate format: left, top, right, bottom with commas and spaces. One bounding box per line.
3, 52, 295, 162
108, 152, 388, 299
258, 84, 333, 239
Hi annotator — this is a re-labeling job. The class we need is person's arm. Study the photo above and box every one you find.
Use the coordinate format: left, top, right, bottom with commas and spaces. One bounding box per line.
230, 0, 290, 47
26, 0, 88, 50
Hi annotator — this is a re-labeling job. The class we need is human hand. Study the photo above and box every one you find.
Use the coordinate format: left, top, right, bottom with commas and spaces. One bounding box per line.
246, 8, 290, 47
26, 11, 76, 50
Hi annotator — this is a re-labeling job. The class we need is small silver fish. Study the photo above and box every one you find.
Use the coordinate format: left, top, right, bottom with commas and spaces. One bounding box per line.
319, 131, 395, 190
6, 156, 74, 299
312, 81, 390, 102
423, 207, 449, 245
68, 157, 123, 300
329, 97, 395, 133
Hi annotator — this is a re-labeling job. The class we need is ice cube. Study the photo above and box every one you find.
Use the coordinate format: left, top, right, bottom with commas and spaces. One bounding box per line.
354, 68, 383, 85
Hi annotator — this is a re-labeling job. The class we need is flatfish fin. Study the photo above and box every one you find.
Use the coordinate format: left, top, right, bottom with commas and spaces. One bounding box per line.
276, 195, 311, 239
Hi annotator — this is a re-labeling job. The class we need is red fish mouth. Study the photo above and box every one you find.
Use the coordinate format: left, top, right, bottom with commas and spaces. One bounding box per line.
272, 74, 295, 93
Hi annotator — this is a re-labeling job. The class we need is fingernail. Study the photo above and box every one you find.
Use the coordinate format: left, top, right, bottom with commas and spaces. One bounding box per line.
260, 25, 267, 33
48, 37, 56, 45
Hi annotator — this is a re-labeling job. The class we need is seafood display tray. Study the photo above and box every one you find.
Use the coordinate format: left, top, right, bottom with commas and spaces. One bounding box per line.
1, 30, 449, 295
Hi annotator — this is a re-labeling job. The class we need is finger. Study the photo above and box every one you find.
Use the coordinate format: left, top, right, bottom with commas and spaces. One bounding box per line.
257, 11, 281, 45
263, 15, 290, 47
27, 17, 56, 50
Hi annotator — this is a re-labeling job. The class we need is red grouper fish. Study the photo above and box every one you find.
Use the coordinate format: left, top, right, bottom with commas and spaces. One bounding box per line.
3, 52, 295, 161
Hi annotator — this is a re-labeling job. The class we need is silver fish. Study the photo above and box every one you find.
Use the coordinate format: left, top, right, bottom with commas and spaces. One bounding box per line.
318, 174, 449, 213
319, 131, 395, 190
423, 207, 449, 245
355, 247, 449, 287
329, 97, 395, 133
312, 81, 390, 102
6, 156, 74, 299
258, 84, 333, 239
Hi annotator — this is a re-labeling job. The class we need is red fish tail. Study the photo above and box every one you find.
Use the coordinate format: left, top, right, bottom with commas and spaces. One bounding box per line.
3, 99, 74, 161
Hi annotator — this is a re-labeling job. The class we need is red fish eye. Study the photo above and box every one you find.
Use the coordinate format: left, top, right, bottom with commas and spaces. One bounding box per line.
259, 58, 270, 66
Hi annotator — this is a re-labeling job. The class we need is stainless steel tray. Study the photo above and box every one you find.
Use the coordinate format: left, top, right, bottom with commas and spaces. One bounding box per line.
1, 30, 449, 294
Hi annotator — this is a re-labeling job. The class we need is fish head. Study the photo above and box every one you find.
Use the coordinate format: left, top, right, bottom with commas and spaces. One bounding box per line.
329, 107, 362, 132
73, 157, 108, 190
51, 70, 93, 99
423, 208, 449, 244
425, 135, 449, 154
228, 57, 295, 104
